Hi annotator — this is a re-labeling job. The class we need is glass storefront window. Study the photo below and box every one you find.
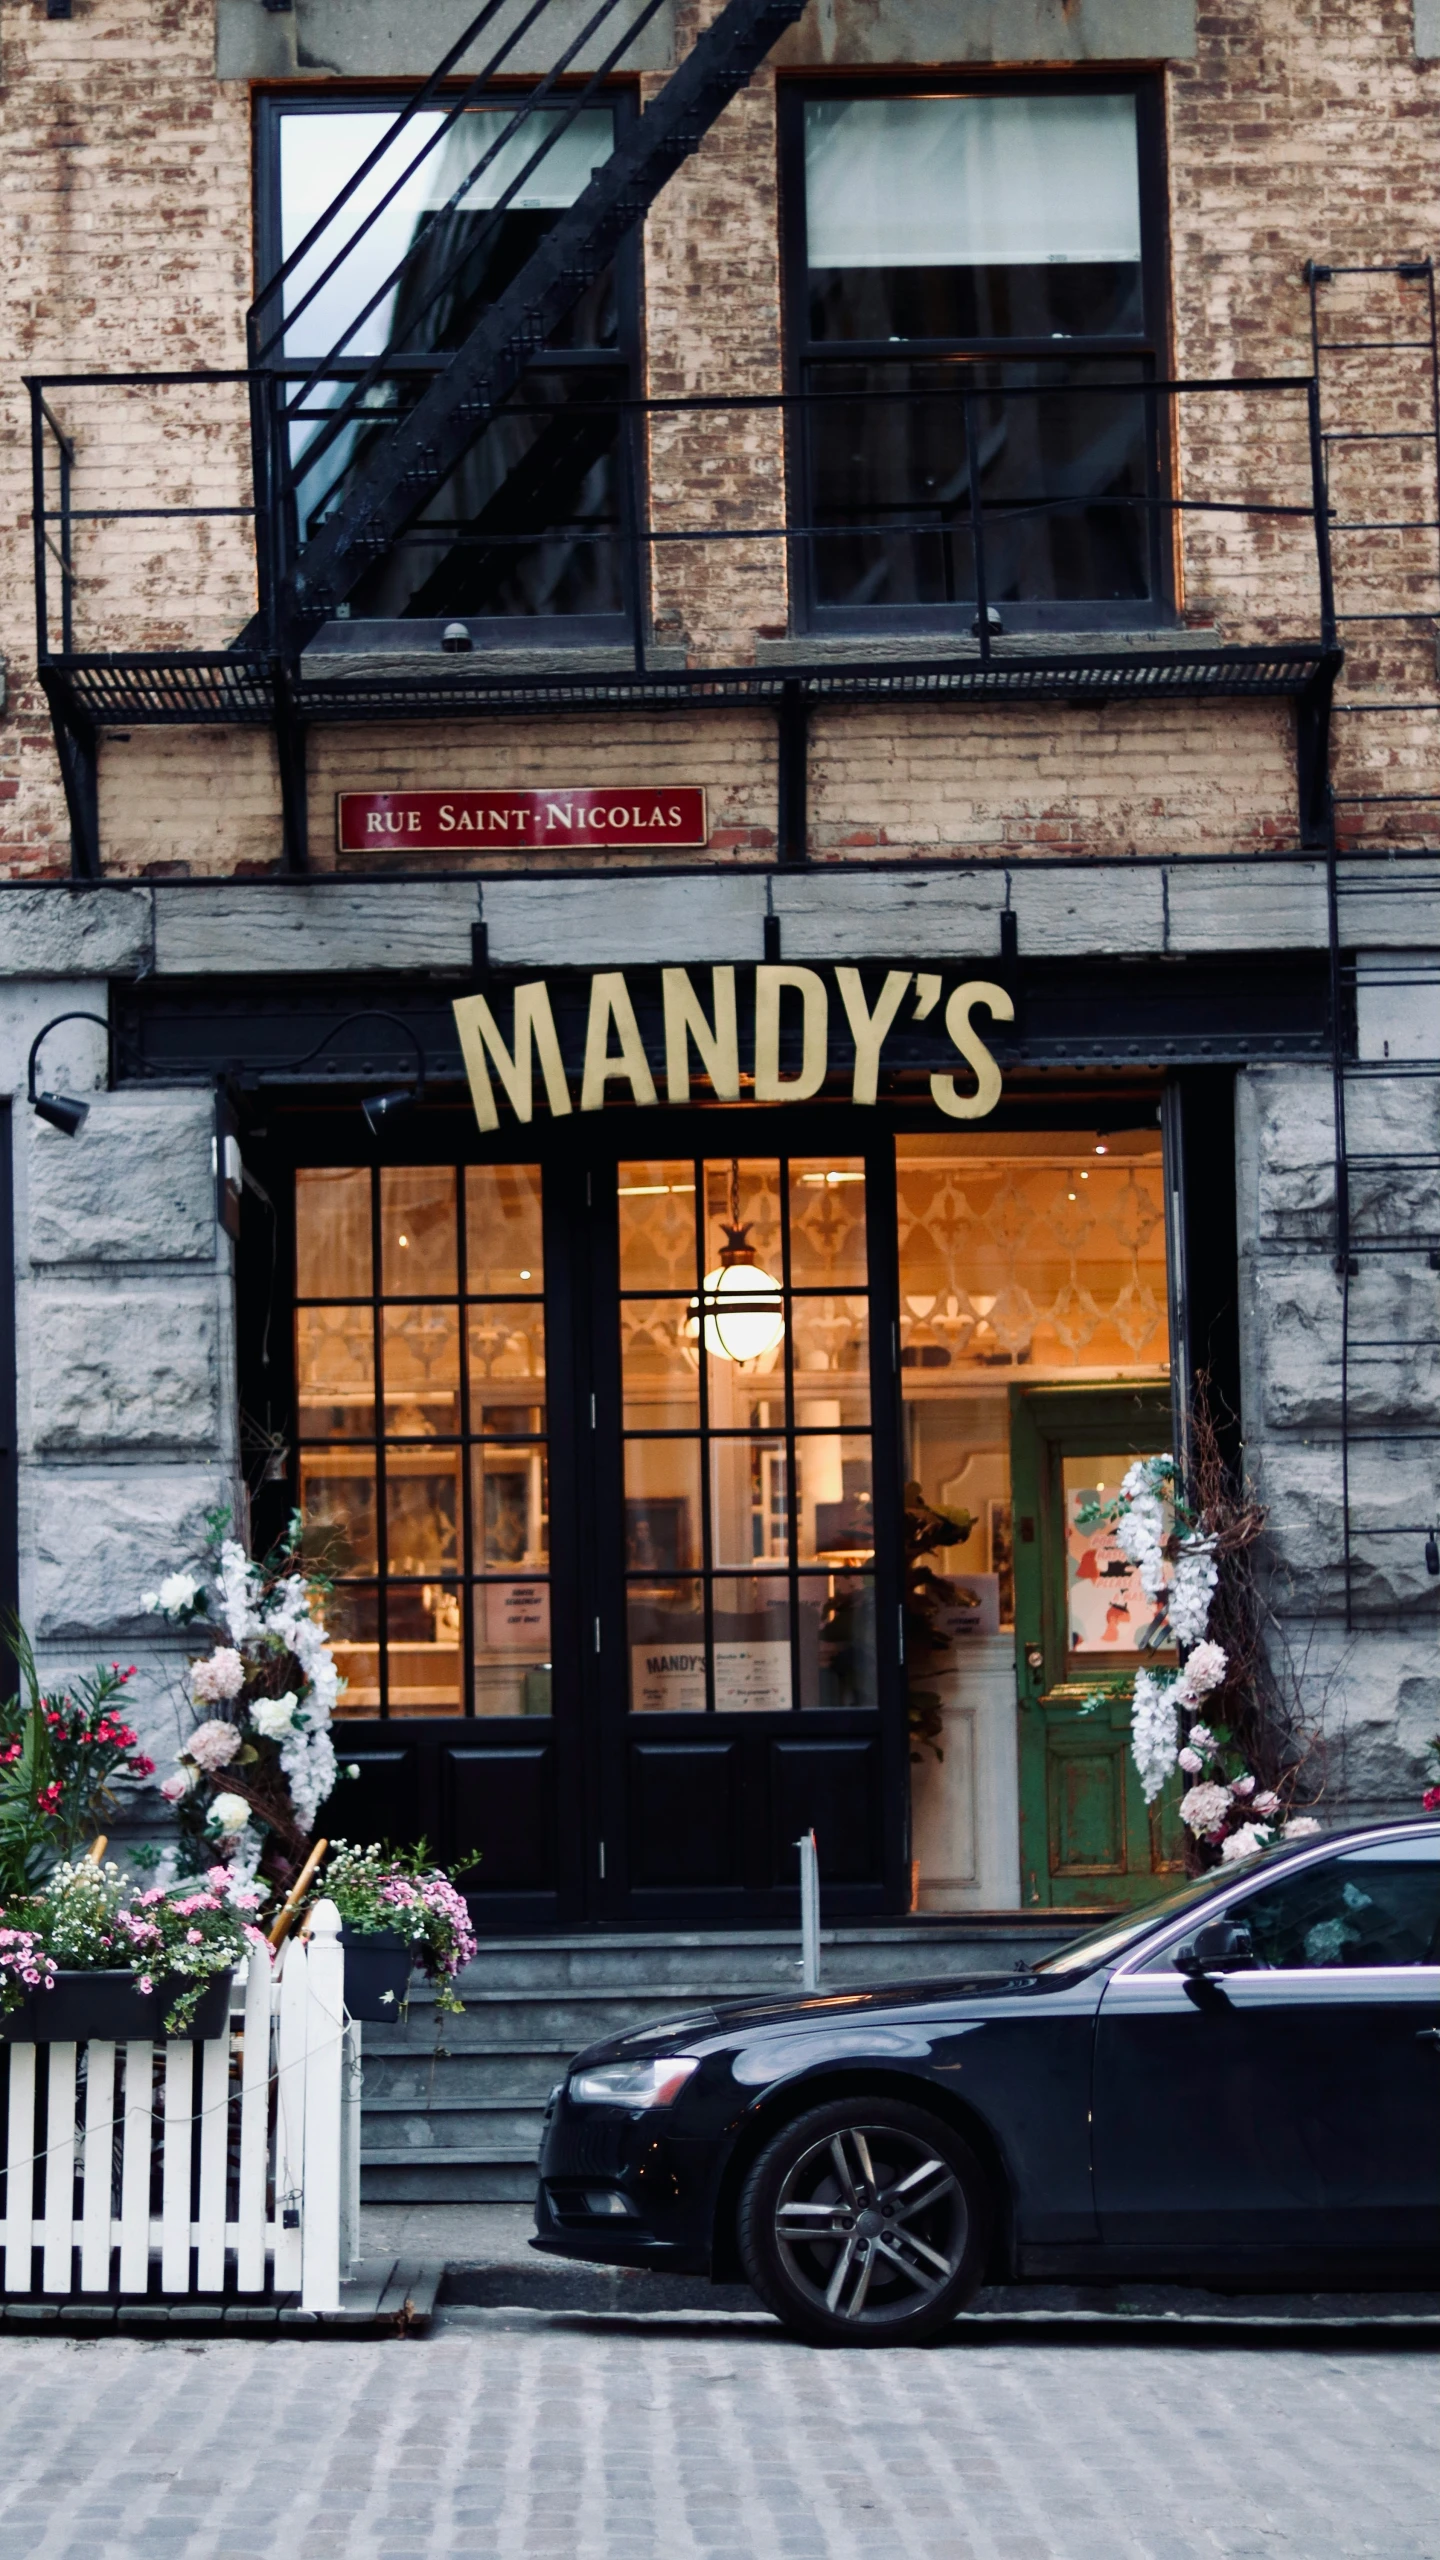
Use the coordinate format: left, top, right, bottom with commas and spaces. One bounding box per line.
294, 1163, 550, 1718
895, 1130, 1168, 1627
620, 1151, 877, 1713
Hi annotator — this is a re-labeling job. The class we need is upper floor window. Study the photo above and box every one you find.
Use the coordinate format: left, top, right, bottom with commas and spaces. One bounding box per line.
780, 78, 1168, 634
258, 96, 638, 637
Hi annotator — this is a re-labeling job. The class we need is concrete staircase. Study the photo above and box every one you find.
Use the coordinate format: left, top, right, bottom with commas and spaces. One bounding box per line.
359, 1917, 1076, 2203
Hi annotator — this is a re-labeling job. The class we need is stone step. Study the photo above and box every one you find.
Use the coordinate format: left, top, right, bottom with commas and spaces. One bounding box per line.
356, 1916, 1079, 2205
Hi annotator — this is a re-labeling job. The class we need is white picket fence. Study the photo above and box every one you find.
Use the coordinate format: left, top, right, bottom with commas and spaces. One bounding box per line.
0, 1898, 361, 2309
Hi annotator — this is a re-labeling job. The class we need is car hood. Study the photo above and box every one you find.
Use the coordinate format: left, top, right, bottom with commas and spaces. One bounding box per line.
570, 1970, 1056, 2072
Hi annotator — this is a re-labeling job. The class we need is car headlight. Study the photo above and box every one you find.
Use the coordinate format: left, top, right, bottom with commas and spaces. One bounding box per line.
568, 2055, 700, 2108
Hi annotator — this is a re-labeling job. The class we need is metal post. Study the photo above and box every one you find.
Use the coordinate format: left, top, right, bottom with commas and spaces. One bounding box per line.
796, 1828, 820, 1992
963, 392, 992, 664
1306, 375, 1338, 649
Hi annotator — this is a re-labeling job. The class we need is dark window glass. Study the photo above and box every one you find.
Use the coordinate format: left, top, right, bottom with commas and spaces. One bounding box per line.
270, 102, 631, 627
789, 82, 1163, 630
1237, 1844, 1440, 1971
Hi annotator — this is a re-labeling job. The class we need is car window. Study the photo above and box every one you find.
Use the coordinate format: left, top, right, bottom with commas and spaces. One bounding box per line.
1230, 1841, 1440, 1971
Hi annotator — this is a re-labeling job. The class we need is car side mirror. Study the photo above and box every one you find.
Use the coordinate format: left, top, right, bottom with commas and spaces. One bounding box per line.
1175, 1918, 1256, 1976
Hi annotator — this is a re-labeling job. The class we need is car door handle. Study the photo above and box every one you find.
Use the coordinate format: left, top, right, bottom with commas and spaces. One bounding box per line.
1416, 2028, 1440, 2048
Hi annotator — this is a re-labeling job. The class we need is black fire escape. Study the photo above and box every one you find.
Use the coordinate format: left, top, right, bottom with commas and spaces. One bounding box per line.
29, 0, 1340, 880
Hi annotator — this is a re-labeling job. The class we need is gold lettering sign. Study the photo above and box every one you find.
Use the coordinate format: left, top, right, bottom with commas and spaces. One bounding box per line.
452, 967, 1009, 1129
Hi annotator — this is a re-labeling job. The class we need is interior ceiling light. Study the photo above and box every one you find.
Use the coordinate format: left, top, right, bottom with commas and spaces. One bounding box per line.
690, 1159, 785, 1365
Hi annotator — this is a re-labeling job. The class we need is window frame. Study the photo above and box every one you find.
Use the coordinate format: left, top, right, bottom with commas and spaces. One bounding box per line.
776, 68, 1175, 639
252, 82, 646, 651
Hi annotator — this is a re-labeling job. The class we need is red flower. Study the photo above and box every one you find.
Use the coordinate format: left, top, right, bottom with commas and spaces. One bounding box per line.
1423, 1784, 1440, 1813
129, 1754, 156, 1779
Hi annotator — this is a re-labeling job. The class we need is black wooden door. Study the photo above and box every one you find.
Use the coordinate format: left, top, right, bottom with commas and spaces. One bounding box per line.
255, 1108, 908, 1929
579, 1111, 908, 1927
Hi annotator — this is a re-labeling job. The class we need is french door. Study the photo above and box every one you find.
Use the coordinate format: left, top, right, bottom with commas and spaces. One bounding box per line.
270, 1111, 909, 1928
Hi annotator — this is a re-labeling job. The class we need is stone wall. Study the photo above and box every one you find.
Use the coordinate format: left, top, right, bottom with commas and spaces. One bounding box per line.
1237, 1060, 1440, 1823
0, 979, 238, 1801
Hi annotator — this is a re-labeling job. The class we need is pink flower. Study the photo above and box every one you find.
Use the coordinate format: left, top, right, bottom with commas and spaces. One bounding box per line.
1229, 1773, 1256, 1799
129, 1754, 156, 1779
186, 1928, 203, 1944
1253, 1790, 1280, 1816
160, 1772, 191, 1805
137, 1976, 153, 1996
191, 1647, 246, 1706
1424, 1785, 1440, 1813
1177, 1747, 1203, 1775
185, 1719, 242, 1775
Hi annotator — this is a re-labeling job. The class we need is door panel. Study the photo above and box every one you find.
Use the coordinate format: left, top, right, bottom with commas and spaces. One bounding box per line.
628, 1741, 739, 1888
1047, 1730, 1128, 1878
327, 1744, 423, 1851
770, 1736, 883, 1884
1094, 1968, 1440, 2257
445, 1745, 557, 1891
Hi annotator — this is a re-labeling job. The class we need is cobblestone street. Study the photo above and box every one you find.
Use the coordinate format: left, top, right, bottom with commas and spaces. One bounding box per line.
0, 2304, 1434, 2560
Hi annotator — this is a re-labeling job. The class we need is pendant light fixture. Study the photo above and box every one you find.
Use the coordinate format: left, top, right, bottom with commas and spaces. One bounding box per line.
691, 1160, 785, 1366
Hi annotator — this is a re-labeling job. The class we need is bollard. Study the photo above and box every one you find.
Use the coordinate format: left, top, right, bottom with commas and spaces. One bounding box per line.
797, 1828, 820, 1991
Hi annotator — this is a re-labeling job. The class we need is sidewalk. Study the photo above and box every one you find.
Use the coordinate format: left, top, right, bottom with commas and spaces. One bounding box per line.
363, 2203, 1440, 2339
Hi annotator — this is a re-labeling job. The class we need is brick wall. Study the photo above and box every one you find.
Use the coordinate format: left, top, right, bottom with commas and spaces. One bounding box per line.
1, 0, 1439, 873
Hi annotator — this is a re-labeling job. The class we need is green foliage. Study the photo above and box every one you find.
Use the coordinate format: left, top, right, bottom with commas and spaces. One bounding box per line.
904, 1484, 974, 1763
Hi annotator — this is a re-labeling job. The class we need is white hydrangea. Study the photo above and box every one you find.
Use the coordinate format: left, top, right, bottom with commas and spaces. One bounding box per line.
142, 1570, 202, 1619
209, 1791, 253, 1836
1220, 1821, 1270, 1863
1175, 1638, 1227, 1707
1130, 1668, 1181, 1803
251, 1691, 300, 1740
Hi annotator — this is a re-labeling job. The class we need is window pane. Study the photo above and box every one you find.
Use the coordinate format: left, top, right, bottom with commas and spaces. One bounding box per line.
296, 1167, 371, 1298
385, 1448, 459, 1575
467, 1302, 547, 1388
466, 1164, 544, 1294
619, 1163, 698, 1290
382, 1305, 460, 1436
804, 93, 1142, 342
799, 1572, 877, 1708
386, 1582, 462, 1716
297, 1305, 375, 1439
299, 1453, 377, 1574
804, 359, 1150, 613
471, 1444, 549, 1573
621, 1298, 699, 1430
788, 1159, 867, 1286
279, 106, 618, 362
1235, 1845, 1440, 1971
798, 1439, 874, 1564
701, 1159, 782, 1280
791, 1297, 871, 1412
345, 367, 627, 623
709, 1435, 789, 1567
628, 1580, 706, 1711
712, 1577, 793, 1711
381, 1168, 457, 1295
474, 1395, 547, 1440
474, 1580, 552, 1716
328, 1583, 380, 1712
625, 1440, 701, 1573
1062, 1452, 1169, 1655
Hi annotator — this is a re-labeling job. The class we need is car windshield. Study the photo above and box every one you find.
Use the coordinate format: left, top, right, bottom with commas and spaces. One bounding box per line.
1033, 1861, 1274, 1977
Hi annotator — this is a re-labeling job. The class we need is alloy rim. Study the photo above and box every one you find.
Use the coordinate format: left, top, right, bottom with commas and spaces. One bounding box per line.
772, 2124, 967, 2325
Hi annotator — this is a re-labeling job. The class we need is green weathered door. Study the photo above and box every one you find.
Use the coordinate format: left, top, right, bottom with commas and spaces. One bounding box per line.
1011, 1385, 1185, 1910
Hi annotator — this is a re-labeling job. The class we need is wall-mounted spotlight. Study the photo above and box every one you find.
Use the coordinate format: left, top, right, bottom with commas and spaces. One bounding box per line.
27, 1010, 113, 1137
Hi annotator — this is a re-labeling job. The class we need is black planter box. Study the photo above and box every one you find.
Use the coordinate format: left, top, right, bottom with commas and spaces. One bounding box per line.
339, 1926, 413, 2020
17, 1968, 234, 2044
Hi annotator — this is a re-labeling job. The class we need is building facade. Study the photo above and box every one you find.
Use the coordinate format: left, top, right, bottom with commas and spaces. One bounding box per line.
2, 0, 1439, 1933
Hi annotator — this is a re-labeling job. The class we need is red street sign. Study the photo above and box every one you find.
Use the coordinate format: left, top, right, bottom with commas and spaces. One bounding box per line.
337, 787, 709, 854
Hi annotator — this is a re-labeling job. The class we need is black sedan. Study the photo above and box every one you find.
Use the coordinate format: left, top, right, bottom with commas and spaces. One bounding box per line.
534, 1819, 1440, 2343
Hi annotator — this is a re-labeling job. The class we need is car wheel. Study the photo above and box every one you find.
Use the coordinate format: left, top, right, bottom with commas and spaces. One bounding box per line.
738, 2095, 988, 2346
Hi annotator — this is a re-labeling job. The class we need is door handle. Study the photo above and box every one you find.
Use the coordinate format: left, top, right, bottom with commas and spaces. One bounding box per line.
1416, 2028, 1440, 2048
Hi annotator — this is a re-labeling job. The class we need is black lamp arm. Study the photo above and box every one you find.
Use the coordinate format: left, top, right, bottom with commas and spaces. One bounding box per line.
279, 1011, 427, 1092
25, 1010, 115, 1105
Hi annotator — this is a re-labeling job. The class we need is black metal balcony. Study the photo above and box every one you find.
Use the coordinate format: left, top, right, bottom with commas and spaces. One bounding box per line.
27, 365, 1340, 879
